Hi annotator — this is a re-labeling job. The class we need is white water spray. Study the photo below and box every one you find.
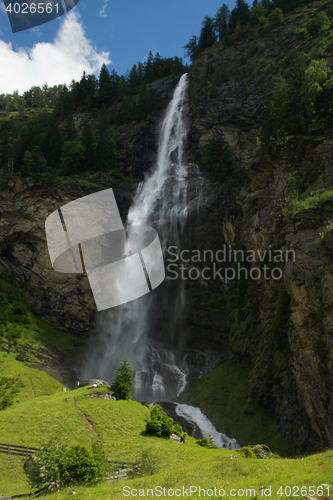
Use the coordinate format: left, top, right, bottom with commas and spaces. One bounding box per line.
175, 404, 240, 450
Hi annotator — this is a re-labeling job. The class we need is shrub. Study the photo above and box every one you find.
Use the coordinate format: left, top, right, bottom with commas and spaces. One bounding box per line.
268, 8, 283, 25
145, 404, 174, 438
237, 446, 258, 459
200, 136, 235, 182
0, 375, 23, 410
60, 140, 85, 175
0, 267, 30, 326
270, 54, 333, 139
111, 356, 135, 400
196, 434, 217, 449
307, 12, 331, 37
145, 405, 187, 441
25, 442, 104, 490
139, 449, 159, 476
297, 28, 308, 40
0, 393, 14, 410
258, 16, 268, 28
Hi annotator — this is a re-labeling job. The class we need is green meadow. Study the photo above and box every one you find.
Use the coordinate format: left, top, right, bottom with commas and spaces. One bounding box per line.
0, 358, 331, 500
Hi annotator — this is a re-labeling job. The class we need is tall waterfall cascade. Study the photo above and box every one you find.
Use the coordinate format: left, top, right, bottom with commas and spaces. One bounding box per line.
83, 74, 217, 402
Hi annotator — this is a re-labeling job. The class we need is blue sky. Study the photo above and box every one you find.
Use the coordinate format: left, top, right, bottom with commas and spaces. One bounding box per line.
0, 0, 237, 94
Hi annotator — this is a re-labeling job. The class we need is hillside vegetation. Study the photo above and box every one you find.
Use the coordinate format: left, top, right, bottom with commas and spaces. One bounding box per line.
0, 366, 331, 499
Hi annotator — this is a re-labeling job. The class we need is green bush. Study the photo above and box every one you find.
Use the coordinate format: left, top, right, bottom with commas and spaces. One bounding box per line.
200, 136, 235, 183
145, 405, 187, 441
270, 54, 333, 139
297, 28, 308, 40
237, 446, 257, 459
307, 12, 331, 37
196, 434, 217, 449
111, 357, 135, 400
25, 442, 104, 490
0, 375, 24, 410
60, 140, 86, 175
258, 16, 268, 28
145, 404, 174, 438
0, 392, 14, 410
139, 448, 159, 476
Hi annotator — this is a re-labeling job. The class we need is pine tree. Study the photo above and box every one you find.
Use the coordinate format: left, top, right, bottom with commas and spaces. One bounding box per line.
81, 122, 94, 171
128, 64, 139, 95
198, 16, 217, 51
111, 357, 135, 400
214, 4, 230, 41
184, 35, 198, 63
229, 0, 251, 32
136, 84, 148, 121
99, 63, 112, 106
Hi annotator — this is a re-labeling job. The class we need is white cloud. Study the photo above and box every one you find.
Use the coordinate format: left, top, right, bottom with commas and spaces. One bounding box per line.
99, 0, 109, 17
0, 11, 111, 94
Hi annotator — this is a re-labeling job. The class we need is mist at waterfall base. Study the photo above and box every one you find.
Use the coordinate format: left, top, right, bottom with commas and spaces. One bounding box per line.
82, 74, 220, 404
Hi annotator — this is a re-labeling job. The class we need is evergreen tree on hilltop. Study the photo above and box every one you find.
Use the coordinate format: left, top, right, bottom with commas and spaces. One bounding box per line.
229, 0, 251, 32
184, 35, 198, 63
198, 16, 217, 51
214, 4, 230, 41
111, 357, 135, 400
184, 17, 216, 62
99, 63, 113, 106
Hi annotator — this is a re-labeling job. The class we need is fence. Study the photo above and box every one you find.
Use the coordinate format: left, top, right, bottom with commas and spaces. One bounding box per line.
0, 443, 42, 458
0, 443, 139, 469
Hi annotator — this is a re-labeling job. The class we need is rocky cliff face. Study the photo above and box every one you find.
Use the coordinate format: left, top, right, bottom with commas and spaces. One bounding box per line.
0, 76, 179, 333
0, 175, 136, 332
184, 1, 333, 453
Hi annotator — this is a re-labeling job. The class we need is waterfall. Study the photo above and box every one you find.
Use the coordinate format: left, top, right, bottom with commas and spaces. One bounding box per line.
82, 74, 208, 401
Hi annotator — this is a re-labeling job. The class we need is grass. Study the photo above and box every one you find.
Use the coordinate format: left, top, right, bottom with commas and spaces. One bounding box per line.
35, 449, 333, 500
0, 367, 331, 499
0, 454, 31, 496
178, 362, 294, 457
1, 311, 86, 370
0, 353, 64, 401
25, 312, 87, 352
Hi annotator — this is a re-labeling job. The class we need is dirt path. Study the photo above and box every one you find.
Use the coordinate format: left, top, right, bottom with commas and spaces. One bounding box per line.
73, 398, 101, 447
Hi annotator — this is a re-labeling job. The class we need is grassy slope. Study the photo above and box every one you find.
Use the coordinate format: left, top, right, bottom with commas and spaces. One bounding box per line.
178, 362, 294, 457
36, 450, 333, 500
0, 353, 64, 401
0, 310, 87, 389
9, 311, 86, 362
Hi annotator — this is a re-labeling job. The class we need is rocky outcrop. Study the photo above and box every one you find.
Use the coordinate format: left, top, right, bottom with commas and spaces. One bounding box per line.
0, 175, 137, 333
185, 2, 333, 453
